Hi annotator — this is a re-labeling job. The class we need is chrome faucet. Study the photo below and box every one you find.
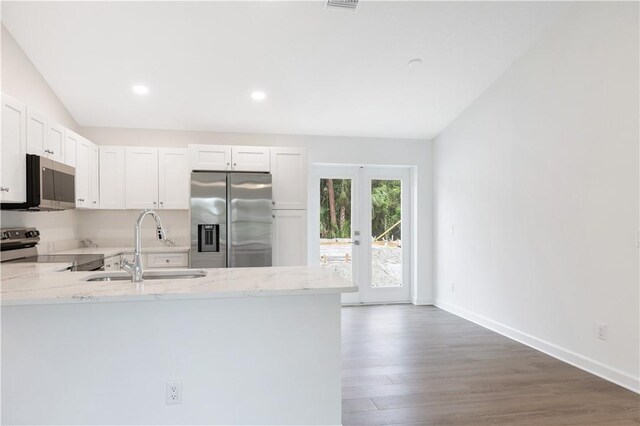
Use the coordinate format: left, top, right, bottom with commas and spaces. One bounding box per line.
121, 209, 167, 282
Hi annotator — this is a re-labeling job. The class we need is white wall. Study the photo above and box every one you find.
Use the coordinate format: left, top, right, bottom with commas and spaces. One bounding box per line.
434, 3, 639, 392
0, 24, 81, 248
80, 126, 434, 303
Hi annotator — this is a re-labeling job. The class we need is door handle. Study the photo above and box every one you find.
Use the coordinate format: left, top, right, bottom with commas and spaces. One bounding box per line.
352, 240, 360, 246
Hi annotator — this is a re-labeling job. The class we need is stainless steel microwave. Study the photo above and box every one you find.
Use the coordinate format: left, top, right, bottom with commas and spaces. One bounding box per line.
1, 154, 75, 211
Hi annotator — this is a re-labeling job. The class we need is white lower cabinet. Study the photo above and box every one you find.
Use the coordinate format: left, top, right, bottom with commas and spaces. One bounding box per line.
99, 146, 126, 209
125, 147, 159, 209
146, 252, 189, 268
103, 255, 121, 271
158, 148, 189, 209
272, 210, 307, 266
1, 94, 27, 203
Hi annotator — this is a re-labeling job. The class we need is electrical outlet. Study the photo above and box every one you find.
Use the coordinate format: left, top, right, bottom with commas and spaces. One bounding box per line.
166, 382, 182, 404
596, 323, 608, 341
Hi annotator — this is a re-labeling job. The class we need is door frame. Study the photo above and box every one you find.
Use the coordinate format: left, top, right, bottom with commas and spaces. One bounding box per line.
309, 164, 413, 304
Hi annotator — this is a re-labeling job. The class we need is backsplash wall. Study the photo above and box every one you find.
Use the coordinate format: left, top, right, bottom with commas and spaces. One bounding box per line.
1, 210, 81, 252
77, 210, 190, 248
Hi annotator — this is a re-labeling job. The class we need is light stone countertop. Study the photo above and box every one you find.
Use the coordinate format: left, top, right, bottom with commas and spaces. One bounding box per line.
1, 266, 356, 306
1, 262, 74, 281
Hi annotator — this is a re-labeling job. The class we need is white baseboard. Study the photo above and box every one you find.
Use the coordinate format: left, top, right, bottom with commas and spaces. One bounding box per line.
412, 298, 434, 306
434, 299, 640, 394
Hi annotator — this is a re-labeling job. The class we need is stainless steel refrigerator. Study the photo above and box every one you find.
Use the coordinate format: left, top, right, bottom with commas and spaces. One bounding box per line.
190, 172, 272, 268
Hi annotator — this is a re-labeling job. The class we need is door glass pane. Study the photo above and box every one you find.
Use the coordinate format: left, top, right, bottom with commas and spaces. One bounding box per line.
319, 178, 353, 284
371, 179, 402, 287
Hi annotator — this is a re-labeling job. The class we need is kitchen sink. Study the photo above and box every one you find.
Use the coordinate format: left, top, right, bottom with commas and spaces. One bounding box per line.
84, 269, 207, 282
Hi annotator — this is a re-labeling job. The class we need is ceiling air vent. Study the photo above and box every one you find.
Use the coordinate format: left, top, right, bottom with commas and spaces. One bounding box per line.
326, 0, 358, 11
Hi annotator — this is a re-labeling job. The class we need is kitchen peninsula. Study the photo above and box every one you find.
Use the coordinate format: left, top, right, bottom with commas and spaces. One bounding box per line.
1, 266, 355, 425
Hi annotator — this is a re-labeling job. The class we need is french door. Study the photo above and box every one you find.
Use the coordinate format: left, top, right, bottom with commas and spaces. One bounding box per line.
310, 165, 412, 304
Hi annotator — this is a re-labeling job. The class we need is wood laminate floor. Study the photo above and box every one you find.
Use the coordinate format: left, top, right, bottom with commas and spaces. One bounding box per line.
341, 305, 639, 425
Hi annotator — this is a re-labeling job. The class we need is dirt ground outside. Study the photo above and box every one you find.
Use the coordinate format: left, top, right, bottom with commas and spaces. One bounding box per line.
319, 238, 402, 287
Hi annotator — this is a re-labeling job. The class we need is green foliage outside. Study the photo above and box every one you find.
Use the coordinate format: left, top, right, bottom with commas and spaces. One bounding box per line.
320, 178, 401, 240
371, 179, 401, 240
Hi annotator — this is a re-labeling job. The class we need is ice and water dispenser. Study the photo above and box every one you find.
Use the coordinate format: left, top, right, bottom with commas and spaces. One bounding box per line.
197, 224, 220, 252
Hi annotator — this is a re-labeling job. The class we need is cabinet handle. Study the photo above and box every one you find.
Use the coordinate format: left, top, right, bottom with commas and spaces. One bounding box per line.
165, 259, 170, 263
160, 201, 164, 206
92, 201, 97, 204
233, 163, 237, 166
77, 198, 84, 202
44, 149, 53, 154
0, 187, 9, 192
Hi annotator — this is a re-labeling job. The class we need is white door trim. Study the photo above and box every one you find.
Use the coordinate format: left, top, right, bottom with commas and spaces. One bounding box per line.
309, 164, 413, 304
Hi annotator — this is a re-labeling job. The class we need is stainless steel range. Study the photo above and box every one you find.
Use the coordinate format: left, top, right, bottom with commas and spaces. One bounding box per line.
0, 228, 105, 271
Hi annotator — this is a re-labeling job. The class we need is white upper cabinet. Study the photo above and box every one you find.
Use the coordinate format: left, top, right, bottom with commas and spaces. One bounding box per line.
158, 148, 189, 209
26, 108, 65, 163
90, 144, 99, 208
26, 108, 47, 156
271, 147, 307, 209
273, 210, 307, 266
189, 145, 271, 172
64, 129, 79, 167
125, 147, 159, 209
75, 137, 91, 208
99, 146, 125, 209
47, 123, 65, 163
190, 144, 231, 171
231, 146, 270, 172
1, 94, 27, 203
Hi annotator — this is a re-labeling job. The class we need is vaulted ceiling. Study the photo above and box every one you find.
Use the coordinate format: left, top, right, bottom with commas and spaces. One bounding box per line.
2, 1, 571, 139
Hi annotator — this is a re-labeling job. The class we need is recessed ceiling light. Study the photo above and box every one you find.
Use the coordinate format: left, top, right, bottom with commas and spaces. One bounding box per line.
132, 84, 149, 95
251, 91, 266, 101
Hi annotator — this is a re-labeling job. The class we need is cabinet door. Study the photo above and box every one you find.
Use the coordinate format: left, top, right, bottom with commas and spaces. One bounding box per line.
99, 146, 125, 209
231, 146, 270, 172
90, 143, 99, 208
158, 147, 189, 209
271, 147, 307, 209
125, 147, 159, 209
26, 108, 47, 156
272, 210, 307, 266
75, 138, 91, 208
47, 123, 65, 163
189, 144, 231, 171
1, 94, 27, 203
64, 129, 79, 167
